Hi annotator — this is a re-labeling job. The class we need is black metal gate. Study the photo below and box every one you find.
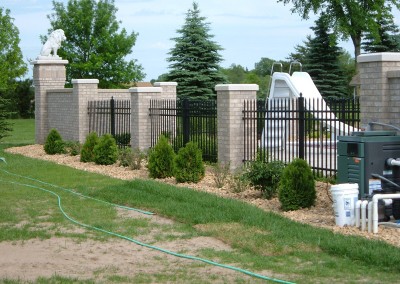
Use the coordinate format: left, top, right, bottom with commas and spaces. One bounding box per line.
87, 97, 131, 148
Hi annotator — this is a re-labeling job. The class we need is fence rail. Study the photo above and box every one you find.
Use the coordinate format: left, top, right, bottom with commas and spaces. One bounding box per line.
149, 99, 217, 162
87, 97, 131, 148
243, 96, 360, 177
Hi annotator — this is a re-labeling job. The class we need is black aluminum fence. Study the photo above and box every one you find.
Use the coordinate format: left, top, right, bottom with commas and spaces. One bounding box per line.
87, 97, 131, 148
243, 96, 360, 177
149, 99, 217, 162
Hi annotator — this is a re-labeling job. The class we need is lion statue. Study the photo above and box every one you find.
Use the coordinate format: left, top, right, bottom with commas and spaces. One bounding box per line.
39, 29, 66, 58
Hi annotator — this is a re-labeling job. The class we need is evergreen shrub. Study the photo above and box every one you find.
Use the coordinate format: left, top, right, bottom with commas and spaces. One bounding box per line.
80, 132, 99, 162
147, 135, 175, 178
93, 134, 118, 165
65, 141, 81, 156
278, 158, 316, 211
174, 141, 205, 183
44, 129, 65, 155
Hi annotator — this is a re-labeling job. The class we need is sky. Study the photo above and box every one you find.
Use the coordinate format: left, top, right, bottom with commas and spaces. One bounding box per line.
3, 0, 355, 82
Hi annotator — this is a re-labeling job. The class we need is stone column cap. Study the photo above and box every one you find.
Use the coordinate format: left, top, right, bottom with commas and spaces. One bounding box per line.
31, 59, 69, 65
215, 84, 259, 91
153, 82, 178, 87
129, 87, 162, 93
71, 79, 99, 84
357, 52, 400, 63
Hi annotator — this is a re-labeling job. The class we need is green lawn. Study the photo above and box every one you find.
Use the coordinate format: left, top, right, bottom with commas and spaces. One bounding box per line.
1, 119, 400, 283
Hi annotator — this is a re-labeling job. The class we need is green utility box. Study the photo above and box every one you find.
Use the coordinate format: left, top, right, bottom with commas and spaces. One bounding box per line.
337, 131, 400, 199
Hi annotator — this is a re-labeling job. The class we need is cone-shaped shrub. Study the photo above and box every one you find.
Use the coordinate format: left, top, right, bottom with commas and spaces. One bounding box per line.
44, 129, 65, 155
174, 141, 205, 183
147, 135, 175, 178
93, 134, 118, 165
80, 132, 99, 162
278, 158, 316, 211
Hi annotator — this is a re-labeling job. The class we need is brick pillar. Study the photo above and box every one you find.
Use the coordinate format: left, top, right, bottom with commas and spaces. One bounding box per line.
216, 84, 259, 170
72, 79, 99, 143
32, 59, 68, 144
130, 87, 162, 151
153, 82, 177, 100
358, 53, 400, 129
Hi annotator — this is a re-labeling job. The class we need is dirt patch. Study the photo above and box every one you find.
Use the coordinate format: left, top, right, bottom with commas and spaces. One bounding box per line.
2, 144, 400, 282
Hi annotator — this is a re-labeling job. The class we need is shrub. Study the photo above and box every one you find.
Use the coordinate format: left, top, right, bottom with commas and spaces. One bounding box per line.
65, 141, 81, 156
128, 147, 146, 170
93, 134, 118, 165
278, 158, 316, 211
118, 147, 145, 169
243, 160, 286, 199
147, 135, 175, 178
174, 141, 205, 183
229, 168, 249, 193
210, 162, 230, 188
80, 132, 99, 162
44, 129, 65, 155
114, 133, 131, 146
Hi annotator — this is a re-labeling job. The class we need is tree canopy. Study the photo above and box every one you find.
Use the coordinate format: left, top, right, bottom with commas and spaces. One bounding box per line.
166, 2, 226, 99
0, 7, 27, 93
46, 0, 144, 88
278, 0, 400, 58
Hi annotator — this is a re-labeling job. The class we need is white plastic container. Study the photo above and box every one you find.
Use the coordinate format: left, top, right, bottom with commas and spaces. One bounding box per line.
330, 183, 359, 227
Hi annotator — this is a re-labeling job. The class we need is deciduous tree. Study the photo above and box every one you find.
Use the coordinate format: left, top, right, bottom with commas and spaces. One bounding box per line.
46, 0, 144, 88
278, 0, 400, 58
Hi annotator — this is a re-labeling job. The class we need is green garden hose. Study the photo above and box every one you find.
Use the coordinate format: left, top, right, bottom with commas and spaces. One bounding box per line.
0, 161, 295, 284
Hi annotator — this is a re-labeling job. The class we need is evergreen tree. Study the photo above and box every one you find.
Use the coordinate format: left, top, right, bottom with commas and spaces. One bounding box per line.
47, 0, 144, 88
304, 14, 348, 98
362, 6, 400, 53
166, 2, 226, 99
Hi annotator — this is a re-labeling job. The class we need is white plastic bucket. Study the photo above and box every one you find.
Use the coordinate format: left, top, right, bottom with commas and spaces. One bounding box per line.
330, 183, 359, 227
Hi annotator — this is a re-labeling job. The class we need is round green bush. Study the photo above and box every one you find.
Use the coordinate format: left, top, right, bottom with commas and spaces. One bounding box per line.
147, 135, 175, 179
278, 158, 316, 211
80, 132, 99, 162
243, 160, 286, 199
93, 134, 118, 165
44, 129, 65, 155
174, 141, 205, 183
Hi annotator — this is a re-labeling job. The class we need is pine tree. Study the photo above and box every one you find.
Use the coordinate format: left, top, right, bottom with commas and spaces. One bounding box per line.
304, 14, 348, 98
362, 7, 400, 53
166, 2, 226, 99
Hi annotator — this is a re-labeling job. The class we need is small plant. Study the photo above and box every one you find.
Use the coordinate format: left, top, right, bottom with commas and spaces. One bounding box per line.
118, 147, 145, 169
210, 162, 230, 188
147, 135, 175, 178
44, 129, 65, 155
242, 160, 286, 199
128, 147, 146, 170
65, 141, 81, 156
174, 141, 205, 183
118, 147, 132, 167
229, 170, 249, 193
93, 134, 118, 165
278, 158, 316, 211
80, 132, 99, 163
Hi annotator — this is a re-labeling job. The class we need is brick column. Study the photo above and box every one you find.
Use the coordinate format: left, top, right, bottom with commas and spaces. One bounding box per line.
72, 79, 99, 143
130, 87, 162, 151
358, 53, 400, 129
32, 59, 68, 144
216, 84, 259, 170
153, 82, 177, 100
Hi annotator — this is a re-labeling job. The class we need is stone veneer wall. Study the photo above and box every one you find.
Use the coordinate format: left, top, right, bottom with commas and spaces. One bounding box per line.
358, 53, 400, 130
